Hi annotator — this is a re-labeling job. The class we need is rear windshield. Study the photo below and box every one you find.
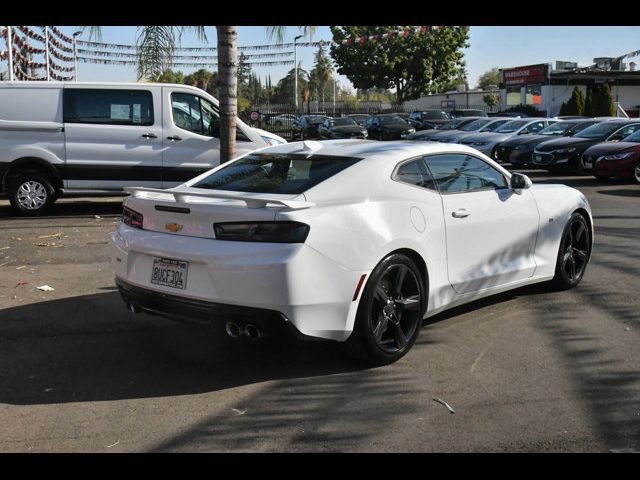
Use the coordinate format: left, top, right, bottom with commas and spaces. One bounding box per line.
191, 153, 363, 194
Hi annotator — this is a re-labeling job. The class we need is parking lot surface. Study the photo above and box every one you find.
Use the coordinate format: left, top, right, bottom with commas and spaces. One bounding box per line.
0, 173, 638, 452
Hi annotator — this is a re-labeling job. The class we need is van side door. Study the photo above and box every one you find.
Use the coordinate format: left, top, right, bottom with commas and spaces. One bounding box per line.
63, 86, 163, 190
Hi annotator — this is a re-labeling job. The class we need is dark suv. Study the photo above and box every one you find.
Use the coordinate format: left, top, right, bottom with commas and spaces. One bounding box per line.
532, 119, 640, 173
408, 110, 451, 130
292, 115, 330, 140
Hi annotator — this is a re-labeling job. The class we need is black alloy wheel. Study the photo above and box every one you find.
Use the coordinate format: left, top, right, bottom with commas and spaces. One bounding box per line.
551, 213, 591, 290
345, 254, 425, 365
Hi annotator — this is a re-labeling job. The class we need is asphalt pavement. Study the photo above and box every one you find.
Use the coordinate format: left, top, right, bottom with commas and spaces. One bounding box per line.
0, 173, 638, 452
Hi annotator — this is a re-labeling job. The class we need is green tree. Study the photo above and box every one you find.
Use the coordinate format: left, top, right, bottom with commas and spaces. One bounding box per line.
184, 68, 213, 92
154, 69, 185, 84
441, 71, 469, 93
564, 87, 585, 115
595, 83, 615, 116
272, 67, 309, 105
483, 93, 498, 109
584, 89, 594, 116
558, 101, 569, 116
330, 26, 470, 104
477, 67, 500, 90
310, 44, 333, 105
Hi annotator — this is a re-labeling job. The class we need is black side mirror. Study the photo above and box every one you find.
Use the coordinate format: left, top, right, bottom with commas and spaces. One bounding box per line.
510, 172, 532, 192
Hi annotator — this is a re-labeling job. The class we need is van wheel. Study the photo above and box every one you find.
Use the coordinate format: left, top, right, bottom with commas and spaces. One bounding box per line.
9, 174, 56, 216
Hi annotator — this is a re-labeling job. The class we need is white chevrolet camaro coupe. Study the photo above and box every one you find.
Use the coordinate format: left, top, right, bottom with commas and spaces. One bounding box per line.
111, 140, 594, 365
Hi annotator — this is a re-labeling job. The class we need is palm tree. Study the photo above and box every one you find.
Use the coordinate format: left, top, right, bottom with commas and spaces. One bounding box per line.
313, 44, 332, 107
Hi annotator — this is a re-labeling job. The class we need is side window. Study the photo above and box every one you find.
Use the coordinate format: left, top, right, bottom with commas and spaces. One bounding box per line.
528, 121, 545, 133
64, 88, 154, 126
172, 92, 207, 135
392, 158, 437, 191
424, 154, 508, 194
616, 124, 640, 138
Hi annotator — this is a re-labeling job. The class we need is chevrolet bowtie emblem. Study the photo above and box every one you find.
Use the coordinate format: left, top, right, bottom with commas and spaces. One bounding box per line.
165, 223, 183, 233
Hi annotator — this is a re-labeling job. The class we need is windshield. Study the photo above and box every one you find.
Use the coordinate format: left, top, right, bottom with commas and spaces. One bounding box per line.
192, 153, 363, 194
481, 120, 509, 132
538, 122, 575, 136
439, 119, 465, 130
461, 119, 492, 131
332, 117, 357, 126
494, 120, 528, 133
575, 122, 627, 139
422, 111, 450, 119
623, 130, 640, 143
380, 116, 408, 126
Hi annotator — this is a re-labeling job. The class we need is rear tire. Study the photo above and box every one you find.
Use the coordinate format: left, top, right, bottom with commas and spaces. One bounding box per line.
344, 254, 426, 366
550, 213, 591, 290
634, 161, 640, 185
8, 173, 57, 216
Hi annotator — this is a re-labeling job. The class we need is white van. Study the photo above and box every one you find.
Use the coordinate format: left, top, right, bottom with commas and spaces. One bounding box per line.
0, 82, 286, 215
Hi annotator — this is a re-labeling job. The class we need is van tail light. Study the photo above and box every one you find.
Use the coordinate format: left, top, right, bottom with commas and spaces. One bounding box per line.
122, 206, 144, 229
213, 222, 310, 243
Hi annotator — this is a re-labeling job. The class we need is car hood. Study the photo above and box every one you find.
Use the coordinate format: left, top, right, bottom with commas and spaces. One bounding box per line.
583, 141, 640, 156
501, 134, 560, 148
331, 125, 366, 134
429, 130, 464, 140
381, 124, 413, 132
407, 128, 449, 139
461, 132, 511, 143
535, 136, 601, 152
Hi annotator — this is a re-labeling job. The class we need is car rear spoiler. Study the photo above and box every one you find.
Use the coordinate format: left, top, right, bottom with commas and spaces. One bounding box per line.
125, 187, 315, 210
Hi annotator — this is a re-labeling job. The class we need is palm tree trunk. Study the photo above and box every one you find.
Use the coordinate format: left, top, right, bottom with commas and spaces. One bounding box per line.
216, 26, 237, 164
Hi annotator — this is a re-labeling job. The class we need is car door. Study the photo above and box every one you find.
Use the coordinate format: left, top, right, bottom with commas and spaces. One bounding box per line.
424, 153, 540, 294
63, 86, 163, 189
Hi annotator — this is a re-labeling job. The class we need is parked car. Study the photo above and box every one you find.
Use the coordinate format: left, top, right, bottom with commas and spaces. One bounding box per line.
553, 116, 590, 120
532, 119, 640, 173
113, 140, 593, 365
408, 110, 452, 130
0, 81, 285, 216
292, 115, 330, 140
496, 120, 601, 166
364, 114, 415, 140
581, 129, 640, 183
268, 114, 298, 127
405, 117, 480, 141
318, 117, 368, 139
451, 109, 488, 118
346, 114, 369, 126
428, 117, 514, 144
460, 118, 556, 160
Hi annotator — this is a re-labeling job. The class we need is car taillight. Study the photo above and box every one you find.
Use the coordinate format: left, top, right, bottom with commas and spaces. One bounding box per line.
214, 221, 310, 243
122, 206, 144, 229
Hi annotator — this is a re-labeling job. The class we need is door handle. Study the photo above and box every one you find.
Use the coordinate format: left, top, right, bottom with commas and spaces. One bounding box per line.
452, 208, 471, 218
167, 135, 182, 142
141, 133, 157, 139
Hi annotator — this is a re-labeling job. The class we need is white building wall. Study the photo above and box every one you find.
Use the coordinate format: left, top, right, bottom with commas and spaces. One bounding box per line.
403, 90, 496, 111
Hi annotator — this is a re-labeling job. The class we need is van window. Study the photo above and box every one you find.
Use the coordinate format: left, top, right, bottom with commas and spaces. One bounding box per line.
171, 92, 249, 141
63, 89, 154, 126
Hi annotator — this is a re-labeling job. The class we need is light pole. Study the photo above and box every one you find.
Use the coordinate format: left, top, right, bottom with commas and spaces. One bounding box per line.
333, 75, 336, 116
294, 34, 302, 112
72, 31, 82, 82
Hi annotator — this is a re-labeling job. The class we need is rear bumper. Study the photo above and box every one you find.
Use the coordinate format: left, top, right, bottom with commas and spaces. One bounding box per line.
111, 223, 365, 341
116, 277, 309, 339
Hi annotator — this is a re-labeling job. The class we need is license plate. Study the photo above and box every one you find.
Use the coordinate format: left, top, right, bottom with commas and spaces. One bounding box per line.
151, 257, 188, 290
401, 134, 407, 139
533, 154, 542, 162
584, 160, 593, 168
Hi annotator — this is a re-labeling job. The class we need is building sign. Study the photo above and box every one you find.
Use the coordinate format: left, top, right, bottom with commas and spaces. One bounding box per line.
501, 64, 549, 86
440, 100, 455, 108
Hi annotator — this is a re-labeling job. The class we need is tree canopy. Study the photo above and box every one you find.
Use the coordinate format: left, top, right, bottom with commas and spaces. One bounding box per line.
477, 68, 500, 90
329, 26, 470, 104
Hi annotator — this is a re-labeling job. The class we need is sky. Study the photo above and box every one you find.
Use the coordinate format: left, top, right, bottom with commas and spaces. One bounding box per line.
4, 26, 640, 92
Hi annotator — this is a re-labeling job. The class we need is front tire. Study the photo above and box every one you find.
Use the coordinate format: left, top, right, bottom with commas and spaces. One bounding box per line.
9, 173, 56, 216
345, 254, 426, 366
550, 213, 591, 290
633, 161, 640, 185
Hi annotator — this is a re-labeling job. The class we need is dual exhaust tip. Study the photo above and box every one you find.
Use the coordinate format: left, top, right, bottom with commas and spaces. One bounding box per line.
225, 321, 262, 340
127, 303, 263, 340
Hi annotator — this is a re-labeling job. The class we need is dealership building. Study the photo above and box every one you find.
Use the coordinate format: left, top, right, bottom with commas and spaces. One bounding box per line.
404, 58, 640, 117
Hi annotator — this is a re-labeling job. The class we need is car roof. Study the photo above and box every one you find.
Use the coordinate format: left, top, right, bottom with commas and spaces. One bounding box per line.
259, 139, 486, 160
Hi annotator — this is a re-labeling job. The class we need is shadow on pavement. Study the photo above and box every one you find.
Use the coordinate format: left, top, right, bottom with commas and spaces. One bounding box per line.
0, 199, 124, 219
0, 292, 371, 406
597, 189, 640, 198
